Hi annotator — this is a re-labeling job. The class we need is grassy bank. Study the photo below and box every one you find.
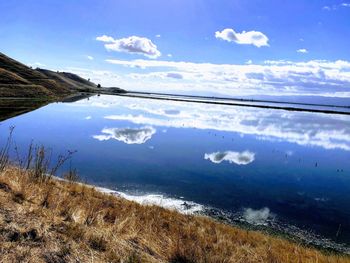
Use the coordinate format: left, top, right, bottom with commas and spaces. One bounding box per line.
0, 166, 349, 263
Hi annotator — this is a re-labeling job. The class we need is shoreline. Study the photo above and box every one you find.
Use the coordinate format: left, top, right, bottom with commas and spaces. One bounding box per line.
74, 179, 350, 255
1, 165, 349, 262
1, 93, 350, 258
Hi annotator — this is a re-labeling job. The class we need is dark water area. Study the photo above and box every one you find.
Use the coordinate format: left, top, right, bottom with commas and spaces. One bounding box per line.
0, 98, 49, 121
1, 95, 349, 252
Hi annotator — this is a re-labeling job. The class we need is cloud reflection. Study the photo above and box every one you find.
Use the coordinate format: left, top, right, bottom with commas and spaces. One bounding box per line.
243, 207, 271, 225
76, 95, 350, 151
204, 151, 255, 165
93, 126, 156, 144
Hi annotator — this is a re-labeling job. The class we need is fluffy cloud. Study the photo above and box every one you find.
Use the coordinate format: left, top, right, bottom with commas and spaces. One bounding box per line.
297, 49, 308, 53
96, 35, 161, 59
105, 58, 350, 97
215, 28, 269, 47
93, 126, 156, 144
204, 151, 255, 165
87, 55, 94, 60
243, 207, 271, 225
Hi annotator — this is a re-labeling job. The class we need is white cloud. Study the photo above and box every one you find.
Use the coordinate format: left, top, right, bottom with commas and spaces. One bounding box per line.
93, 126, 156, 144
204, 151, 255, 165
87, 55, 94, 60
215, 28, 269, 47
155, 34, 161, 38
96, 35, 115, 42
85, 116, 92, 120
167, 53, 173, 58
105, 58, 350, 98
128, 71, 186, 80
96, 35, 161, 59
323, 3, 350, 10
297, 49, 308, 53
243, 207, 270, 225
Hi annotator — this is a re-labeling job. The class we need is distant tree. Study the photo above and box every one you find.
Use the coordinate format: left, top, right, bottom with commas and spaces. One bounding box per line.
88, 78, 90, 82
97, 84, 101, 88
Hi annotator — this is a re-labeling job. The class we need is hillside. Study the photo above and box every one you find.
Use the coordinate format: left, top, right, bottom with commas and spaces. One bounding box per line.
0, 165, 349, 262
0, 52, 98, 98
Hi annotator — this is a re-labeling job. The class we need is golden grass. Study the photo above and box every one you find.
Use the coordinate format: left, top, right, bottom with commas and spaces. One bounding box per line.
0, 166, 349, 263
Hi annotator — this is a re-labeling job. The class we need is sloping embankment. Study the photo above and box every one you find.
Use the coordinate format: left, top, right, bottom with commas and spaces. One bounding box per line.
0, 166, 349, 263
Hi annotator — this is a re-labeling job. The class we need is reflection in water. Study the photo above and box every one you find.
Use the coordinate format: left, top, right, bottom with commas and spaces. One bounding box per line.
243, 207, 271, 225
93, 126, 156, 144
74, 96, 350, 151
2, 95, 350, 253
0, 98, 48, 121
204, 151, 255, 165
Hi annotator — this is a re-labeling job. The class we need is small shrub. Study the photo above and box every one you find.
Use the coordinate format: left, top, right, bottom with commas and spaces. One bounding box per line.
0, 126, 14, 172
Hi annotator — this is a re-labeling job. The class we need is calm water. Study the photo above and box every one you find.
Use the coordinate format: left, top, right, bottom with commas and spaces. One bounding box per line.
1, 95, 350, 251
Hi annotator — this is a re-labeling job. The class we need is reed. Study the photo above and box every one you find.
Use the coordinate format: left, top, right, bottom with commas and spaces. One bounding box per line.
0, 126, 13, 172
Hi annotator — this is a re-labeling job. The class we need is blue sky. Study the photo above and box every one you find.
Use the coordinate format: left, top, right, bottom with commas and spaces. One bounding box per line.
1, 0, 350, 98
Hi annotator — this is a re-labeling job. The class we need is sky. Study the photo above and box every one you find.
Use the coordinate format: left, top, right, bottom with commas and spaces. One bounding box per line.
1, 0, 350, 99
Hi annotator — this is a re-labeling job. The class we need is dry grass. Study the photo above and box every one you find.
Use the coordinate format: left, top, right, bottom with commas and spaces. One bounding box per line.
0, 167, 348, 263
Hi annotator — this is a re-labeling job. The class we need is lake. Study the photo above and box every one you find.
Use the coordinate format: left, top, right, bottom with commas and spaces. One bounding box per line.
1, 94, 349, 252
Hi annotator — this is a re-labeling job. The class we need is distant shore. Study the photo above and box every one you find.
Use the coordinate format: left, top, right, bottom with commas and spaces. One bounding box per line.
94, 90, 350, 116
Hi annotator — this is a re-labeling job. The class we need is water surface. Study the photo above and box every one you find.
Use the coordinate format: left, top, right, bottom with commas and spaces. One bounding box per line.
1, 95, 349, 252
